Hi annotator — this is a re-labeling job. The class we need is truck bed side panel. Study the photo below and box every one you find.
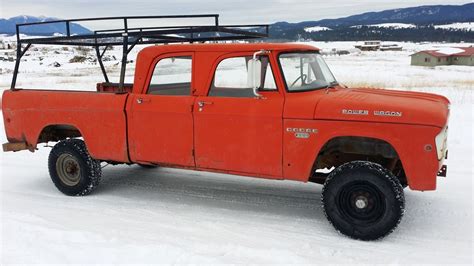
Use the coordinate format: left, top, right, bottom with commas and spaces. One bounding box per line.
2, 90, 129, 162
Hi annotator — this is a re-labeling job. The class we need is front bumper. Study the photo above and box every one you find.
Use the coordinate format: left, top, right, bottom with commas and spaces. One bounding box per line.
437, 164, 447, 177
437, 149, 448, 177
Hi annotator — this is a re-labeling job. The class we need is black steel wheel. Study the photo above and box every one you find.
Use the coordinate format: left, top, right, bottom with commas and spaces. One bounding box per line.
322, 161, 405, 240
56, 153, 82, 186
48, 139, 102, 196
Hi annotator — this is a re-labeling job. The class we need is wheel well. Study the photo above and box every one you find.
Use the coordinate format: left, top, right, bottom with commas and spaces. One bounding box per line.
310, 136, 407, 186
38, 124, 82, 143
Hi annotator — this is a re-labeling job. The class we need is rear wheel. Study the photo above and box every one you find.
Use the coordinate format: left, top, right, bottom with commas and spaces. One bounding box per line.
322, 161, 405, 240
48, 139, 101, 196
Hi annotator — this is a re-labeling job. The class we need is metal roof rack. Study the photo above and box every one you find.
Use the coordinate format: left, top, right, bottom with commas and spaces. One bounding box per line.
11, 14, 269, 90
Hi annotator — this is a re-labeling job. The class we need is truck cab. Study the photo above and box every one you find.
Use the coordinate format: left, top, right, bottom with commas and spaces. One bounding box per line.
127, 43, 325, 179
122, 43, 449, 190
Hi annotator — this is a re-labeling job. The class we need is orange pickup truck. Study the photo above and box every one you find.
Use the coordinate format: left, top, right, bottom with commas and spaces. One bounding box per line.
2, 16, 449, 240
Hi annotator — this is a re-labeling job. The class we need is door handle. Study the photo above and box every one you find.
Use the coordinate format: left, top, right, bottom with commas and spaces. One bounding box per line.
197, 101, 213, 107
136, 98, 151, 104
197, 101, 213, 112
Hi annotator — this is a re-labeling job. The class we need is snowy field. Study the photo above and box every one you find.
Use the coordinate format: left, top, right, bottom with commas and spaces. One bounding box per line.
0, 40, 473, 264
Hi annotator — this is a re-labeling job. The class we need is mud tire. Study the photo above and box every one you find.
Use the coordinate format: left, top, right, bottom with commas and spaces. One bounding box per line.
322, 161, 405, 240
48, 139, 101, 196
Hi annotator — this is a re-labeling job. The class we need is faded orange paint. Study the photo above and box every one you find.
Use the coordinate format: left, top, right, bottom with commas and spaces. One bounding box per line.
1, 43, 450, 191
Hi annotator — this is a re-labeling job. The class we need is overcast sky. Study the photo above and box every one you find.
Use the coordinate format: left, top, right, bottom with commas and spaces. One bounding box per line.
0, 0, 471, 27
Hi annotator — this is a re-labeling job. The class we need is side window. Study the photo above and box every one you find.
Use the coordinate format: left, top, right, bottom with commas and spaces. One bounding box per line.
210, 56, 277, 98
148, 56, 192, 95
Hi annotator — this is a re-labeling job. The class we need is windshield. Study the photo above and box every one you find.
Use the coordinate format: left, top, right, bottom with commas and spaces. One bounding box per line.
279, 52, 337, 92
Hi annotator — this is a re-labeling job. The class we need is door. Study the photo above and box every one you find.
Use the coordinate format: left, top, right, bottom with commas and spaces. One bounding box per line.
194, 54, 284, 177
128, 53, 195, 166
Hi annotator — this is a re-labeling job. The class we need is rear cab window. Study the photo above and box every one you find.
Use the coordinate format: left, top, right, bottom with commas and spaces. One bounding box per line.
147, 56, 192, 96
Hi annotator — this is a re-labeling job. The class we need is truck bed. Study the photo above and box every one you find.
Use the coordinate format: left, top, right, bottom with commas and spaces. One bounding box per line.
2, 89, 130, 162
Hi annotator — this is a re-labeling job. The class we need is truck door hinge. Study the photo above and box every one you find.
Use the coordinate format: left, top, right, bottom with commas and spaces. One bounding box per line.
192, 149, 195, 157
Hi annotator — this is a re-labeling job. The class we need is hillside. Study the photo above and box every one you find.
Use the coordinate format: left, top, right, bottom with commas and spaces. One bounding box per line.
1, 3, 473, 41
269, 3, 474, 42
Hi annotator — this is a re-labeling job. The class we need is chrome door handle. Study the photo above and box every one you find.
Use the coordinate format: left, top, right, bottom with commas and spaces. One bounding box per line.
198, 101, 213, 107
136, 98, 151, 104
197, 101, 213, 112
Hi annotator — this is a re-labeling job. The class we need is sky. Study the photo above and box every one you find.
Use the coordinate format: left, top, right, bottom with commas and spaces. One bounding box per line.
0, 0, 471, 27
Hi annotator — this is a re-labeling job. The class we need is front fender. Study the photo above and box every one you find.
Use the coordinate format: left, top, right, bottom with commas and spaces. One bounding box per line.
283, 119, 441, 190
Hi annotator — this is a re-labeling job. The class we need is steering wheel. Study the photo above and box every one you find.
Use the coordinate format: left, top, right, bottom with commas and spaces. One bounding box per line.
290, 74, 308, 88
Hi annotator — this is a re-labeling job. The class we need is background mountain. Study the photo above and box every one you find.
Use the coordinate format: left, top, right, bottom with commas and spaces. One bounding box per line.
281, 2, 474, 28
0, 15, 91, 35
269, 3, 474, 42
1, 3, 473, 41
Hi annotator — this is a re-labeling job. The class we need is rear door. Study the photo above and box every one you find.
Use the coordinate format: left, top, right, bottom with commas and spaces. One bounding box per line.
193, 53, 284, 177
128, 52, 195, 166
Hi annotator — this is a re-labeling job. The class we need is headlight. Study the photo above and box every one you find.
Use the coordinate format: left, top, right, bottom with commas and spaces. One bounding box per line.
435, 126, 448, 160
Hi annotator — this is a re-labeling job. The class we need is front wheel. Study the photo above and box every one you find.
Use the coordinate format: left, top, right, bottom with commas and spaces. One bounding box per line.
48, 139, 102, 196
322, 161, 405, 240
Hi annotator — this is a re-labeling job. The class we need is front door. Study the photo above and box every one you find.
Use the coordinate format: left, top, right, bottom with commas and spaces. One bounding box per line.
193, 54, 284, 177
128, 53, 195, 167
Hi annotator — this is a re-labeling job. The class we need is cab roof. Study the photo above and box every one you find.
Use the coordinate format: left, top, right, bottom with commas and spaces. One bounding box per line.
138, 42, 319, 54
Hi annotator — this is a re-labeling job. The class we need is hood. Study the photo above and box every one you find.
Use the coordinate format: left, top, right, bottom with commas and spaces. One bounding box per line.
314, 87, 450, 127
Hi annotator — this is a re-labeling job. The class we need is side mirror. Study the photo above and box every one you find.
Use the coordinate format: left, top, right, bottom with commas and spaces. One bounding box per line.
247, 58, 262, 98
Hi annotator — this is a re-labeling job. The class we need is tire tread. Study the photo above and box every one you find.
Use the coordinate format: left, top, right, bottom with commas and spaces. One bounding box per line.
48, 139, 101, 196
322, 160, 405, 240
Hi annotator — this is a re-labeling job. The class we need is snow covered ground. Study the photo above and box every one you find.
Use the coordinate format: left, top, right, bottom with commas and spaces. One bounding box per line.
0, 40, 473, 264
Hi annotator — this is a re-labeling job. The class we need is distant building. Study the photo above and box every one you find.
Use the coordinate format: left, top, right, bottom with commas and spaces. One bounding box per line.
380, 44, 403, 51
355, 41, 381, 51
410, 47, 474, 66
355, 41, 403, 51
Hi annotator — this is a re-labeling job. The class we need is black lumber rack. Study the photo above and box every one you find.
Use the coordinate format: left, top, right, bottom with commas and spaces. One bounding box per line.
11, 14, 269, 90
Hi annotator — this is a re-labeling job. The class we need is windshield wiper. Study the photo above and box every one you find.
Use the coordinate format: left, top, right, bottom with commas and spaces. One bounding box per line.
294, 80, 339, 92
323, 81, 339, 93
328, 81, 339, 87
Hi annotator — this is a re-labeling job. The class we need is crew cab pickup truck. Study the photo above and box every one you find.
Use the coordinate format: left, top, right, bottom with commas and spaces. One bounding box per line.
2, 39, 449, 240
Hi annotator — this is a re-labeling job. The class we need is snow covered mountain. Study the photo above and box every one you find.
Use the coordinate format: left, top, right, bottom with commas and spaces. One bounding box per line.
0, 15, 91, 35
271, 3, 474, 41
275, 3, 474, 29
315, 3, 474, 27
1, 3, 473, 40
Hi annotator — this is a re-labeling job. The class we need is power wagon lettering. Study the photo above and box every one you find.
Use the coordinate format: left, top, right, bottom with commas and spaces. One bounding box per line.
342, 109, 369, 115
374, 110, 403, 117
